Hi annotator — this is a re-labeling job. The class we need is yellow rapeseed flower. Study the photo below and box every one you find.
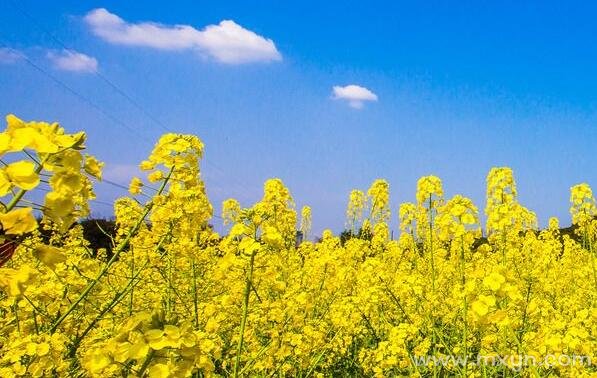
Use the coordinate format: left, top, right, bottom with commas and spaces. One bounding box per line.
5, 160, 39, 190
483, 272, 506, 291
129, 177, 143, 195
33, 245, 67, 269
83, 154, 104, 180
0, 170, 12, 196
0, 208, 37, 235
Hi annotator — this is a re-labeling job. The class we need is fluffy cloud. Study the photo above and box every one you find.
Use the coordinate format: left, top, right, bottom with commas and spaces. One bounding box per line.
84, 8, 281, 64
47, 50, 98, 73
0, 48, 24, 64
103, 164, 141, 183
332, 84, 378, 109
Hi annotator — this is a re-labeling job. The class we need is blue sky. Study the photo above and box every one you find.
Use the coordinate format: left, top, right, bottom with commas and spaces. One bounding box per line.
0, 1, 595, 235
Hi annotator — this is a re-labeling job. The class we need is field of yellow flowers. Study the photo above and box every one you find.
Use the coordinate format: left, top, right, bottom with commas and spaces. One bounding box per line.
0, 115, 595, 377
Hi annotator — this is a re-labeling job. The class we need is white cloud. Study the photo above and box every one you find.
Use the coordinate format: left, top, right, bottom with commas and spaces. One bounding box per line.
47, 49, 98, 73
0, 48, 24, 64
103, 164, 140, 183
332, 84, 378, 109
84, 8, 281, 64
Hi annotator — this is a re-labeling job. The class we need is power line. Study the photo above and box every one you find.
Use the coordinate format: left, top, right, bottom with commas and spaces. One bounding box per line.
0, 36, 238, 199
4, 3, 255, 210
8, 0, 171, 135
101, 178, 130, 192
7, 0, 252, 201
90, 199, 116, 208
0, 42, 151, 142
2, 40, 246, 218
30, 181, 224, 220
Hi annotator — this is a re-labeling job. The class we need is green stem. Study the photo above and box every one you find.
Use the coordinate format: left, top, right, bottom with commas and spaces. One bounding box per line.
460, 237, 468, 376
69, 235, 169, 355
234, 251, 256, 378
166, 252, 172, 318
137, 349, 156, 377
49, 168, 173, 334
12, 300, 20, 334
32, 309, 39, 334
517, 281, 533, 350
129, 245, 135, 315
427, 196, 437, 378
239, 339, 273, 376
192, 259, 199, 328
5, 155, 47, 212
428, 196, 436, 292
585, 227, 597, 291
69, 279, 137, 356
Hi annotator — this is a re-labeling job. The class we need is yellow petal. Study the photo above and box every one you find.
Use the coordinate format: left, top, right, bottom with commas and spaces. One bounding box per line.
8, 128, 36, 152
148, 363, 170, 378
0, 133, 10, 155
44, 191, 74, 218
129, 177, 143, 195
0, 208, 37, 235
5, 160, 39, 190
6, 114, 25, 131
30, 133, 59, 153
33, 245, 67, 269
128, 341, 149, 360
0, 170, 12, 196
84, 155, 103, 180
471, 300, 489, 317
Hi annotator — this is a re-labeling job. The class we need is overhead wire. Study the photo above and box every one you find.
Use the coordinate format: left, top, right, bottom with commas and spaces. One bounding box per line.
30, 178, 224, 220
7, 0, 253, 203
0, 42, 151, 142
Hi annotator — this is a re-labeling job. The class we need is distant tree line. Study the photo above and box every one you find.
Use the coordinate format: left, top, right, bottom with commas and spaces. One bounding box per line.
34, 216, 594, 256
337, 218, 593, 247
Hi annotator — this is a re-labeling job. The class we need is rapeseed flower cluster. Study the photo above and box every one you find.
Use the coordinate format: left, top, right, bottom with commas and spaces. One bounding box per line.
0, 115, 596, 377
